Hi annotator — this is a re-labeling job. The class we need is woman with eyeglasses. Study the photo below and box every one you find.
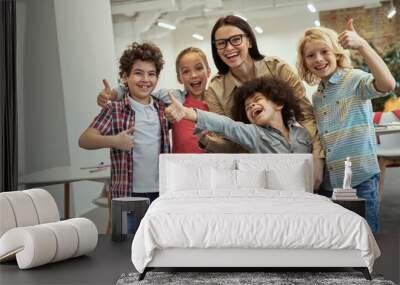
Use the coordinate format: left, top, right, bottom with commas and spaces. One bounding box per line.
201, 15, 324, 190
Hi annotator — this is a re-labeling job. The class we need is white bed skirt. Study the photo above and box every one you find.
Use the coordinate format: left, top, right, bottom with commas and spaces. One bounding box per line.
148, 248, 365, 268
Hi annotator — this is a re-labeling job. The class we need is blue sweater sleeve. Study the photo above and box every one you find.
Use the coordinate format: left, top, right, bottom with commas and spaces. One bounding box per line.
195, 109, 259, 151
152, 89, 186, 104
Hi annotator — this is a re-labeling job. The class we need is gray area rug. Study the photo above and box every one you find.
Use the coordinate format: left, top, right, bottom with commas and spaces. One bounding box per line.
116, 271, 396, 285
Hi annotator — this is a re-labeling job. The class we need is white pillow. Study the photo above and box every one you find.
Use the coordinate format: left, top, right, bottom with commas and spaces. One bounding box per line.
212, 168, 237, 190
236, 169, 267, 189
211, 169, 268, 190
167, 162, 211, 191
266, 163, 307, 191
237, 159, 309, 192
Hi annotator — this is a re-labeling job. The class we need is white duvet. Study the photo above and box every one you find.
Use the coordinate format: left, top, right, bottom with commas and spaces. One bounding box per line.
131, 190, 380, 273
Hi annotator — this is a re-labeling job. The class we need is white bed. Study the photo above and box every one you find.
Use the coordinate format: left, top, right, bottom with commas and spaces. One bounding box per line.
131, 154, 380, 280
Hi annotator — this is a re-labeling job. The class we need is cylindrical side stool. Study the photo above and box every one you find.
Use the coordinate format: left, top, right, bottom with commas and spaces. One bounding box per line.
111, 197, 150, 242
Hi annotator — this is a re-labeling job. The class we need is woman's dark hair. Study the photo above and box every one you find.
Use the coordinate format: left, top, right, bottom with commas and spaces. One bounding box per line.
211, 15, 264, 75
231, 77, 304, 127
119, 42, 164, 79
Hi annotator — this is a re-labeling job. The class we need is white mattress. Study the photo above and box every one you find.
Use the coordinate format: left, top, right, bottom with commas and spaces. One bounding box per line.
131, 190, 380, 273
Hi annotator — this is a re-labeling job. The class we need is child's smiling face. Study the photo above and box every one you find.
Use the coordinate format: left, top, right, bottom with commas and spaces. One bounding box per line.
177, 52, 210, 98
124, 60, 158, 104
303, 40, 338, 81
244, 92, 283, 126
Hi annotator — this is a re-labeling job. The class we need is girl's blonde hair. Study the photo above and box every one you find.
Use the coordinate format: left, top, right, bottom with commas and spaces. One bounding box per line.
296, 27, 352, 85
175, 47, 210, 77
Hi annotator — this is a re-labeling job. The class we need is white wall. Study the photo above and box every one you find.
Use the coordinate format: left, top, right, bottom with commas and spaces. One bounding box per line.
17, 0, 118, 231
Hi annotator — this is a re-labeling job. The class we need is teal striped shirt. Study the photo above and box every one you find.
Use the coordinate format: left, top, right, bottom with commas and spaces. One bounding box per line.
312, 68, 388, 188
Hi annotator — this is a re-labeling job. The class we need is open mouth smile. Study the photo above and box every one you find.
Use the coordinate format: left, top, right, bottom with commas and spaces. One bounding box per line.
314, 63, 328, 71
190, 80, 202, 88
251, 108, 263, 119
224, 52, 240, 59
137, 84, 151, 91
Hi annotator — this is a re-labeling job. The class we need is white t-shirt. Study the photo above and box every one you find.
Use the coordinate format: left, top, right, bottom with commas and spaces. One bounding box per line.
128, 96, 161, 193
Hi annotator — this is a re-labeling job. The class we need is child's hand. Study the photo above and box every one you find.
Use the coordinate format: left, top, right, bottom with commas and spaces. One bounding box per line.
113, 127, 134, 151
97, 79, 118, 108
338, 19, 367, 51
165, 92, 186, 123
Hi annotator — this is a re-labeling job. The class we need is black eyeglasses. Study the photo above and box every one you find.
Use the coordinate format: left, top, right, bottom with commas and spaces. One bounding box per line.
213, 34, 248, 50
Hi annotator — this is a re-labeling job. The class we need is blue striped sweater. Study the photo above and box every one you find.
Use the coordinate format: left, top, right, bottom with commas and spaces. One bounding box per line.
312, 68, 388, 188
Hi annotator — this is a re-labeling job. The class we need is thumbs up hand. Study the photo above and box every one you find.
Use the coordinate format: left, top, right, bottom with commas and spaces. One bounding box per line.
113, 127, 134, 151
165, 92, 187, 124
338, 18, 367, 50
97, 79, 118, 108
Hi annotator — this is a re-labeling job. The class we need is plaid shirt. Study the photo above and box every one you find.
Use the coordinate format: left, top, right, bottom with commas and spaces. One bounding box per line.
89, 95, 171, 198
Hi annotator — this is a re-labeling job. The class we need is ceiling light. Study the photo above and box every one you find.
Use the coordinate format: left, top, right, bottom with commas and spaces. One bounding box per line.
387, 8, 396, 18
233, 13, 247, 21
387, 0, 397, 19
192, 33, 204, 40
314, 20, 320, 27
254, 26, 263, 34
157, 21, 176, 30
307, 3, 317, 13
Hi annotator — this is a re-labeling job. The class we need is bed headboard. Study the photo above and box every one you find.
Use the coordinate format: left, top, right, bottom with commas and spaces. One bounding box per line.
159, 153, 314, 195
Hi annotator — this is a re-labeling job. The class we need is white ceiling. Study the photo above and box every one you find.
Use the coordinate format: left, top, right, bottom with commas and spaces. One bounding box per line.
110, 0, 387, 39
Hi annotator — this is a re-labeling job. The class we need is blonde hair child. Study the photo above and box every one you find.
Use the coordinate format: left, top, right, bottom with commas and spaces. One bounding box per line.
296, 19, 395, 233
297, 26, 352, 85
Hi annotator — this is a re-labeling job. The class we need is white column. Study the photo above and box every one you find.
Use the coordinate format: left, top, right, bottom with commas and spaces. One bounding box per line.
53, 0, 118, 219
17, 0, 118, 228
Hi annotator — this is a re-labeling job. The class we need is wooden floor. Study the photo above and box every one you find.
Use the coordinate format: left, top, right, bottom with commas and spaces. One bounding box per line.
1, 168, 399, 285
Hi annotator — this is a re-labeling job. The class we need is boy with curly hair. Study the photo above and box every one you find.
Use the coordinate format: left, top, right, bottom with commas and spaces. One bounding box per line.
165, 76, 312, 154
79, 42, 170, 202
